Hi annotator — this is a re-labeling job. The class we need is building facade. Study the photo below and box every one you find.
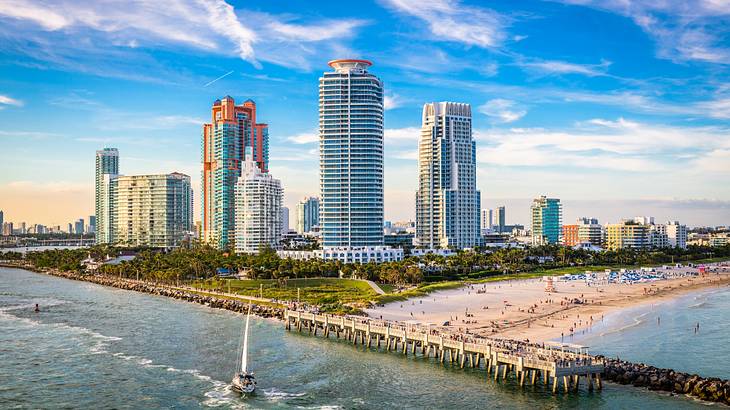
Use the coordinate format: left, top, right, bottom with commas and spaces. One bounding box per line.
530, 196, 562, 245
494, 206, 506, 233
606, 221, 650, 250
111, 173, 193, 247
665, 221, 688, 249
281, 206, 290, 234
481, 209, 492, 231
562, 224, 580, 246
296, 196, 320, 234
202, 96, 269, 249
95, 148, 119, 244
234, 160, 283, 254
577, 217, 602, 246
319, 59, 384, 248
278, 246, 403, 263
415, 102, 480, 249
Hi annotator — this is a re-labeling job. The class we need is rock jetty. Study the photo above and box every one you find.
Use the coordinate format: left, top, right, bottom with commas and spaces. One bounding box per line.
603, 358, 730, 405
2, 263, 283, 319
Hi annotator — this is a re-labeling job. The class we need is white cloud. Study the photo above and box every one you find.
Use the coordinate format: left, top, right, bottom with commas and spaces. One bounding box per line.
0, 94, 23, 107
384, 94, 402, 110
0, 0, 366, 73
385, 127, 420, 141
382, 0, 506, 48
476, 119, 730, 173
518, 59, 611, 77
286, 130, 319, 144
561, 0, 730, 64
479, 99, 526, 123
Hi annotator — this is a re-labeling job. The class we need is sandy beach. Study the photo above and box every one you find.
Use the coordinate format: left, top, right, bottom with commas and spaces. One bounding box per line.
366, 262, 730, 344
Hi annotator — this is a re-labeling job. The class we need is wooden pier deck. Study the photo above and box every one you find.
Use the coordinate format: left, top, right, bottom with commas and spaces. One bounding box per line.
285, 310, 604, 393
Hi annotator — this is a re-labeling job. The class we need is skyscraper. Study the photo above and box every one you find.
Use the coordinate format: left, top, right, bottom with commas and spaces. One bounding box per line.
415, 102, 480, 249
296, 196, 320, 234
95, 148, 119, 244
281, 206, 290, 234
319, 59, 384, 248
202, 96, 269, 250
74, 218, 84, 235
111, 173, 193, 247
530, 196, 562, 245
88, 215, 96, 234
496, 206, 506, 233
234, 160, 282, 253
0, 210, 3, 234
480, 209, 492, 231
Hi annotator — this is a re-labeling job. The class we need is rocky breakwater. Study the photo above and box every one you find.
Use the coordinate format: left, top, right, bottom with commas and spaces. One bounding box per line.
38, 267, 284, 319
602, 358, 730, 405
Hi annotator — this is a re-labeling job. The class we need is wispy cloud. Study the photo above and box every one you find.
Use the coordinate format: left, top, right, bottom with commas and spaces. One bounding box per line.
384, 93, 403, 110
476, 118, 730, 173
479, 99, 526, 123
0, 94, 23, 107
560, 0, 730, 64
0, 0, 368, 76
286, 130, 318, 144
382, 0, 507, 49
517, 59, 612, 77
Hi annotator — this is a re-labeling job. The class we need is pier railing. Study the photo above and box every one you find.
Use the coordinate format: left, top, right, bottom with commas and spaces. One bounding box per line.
285, 310, 604, 393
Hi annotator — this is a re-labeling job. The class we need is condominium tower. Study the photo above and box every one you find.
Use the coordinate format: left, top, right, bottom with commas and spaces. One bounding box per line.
319, 59, 384, 248
111, 173, 193, 247
95, 148, 119, 244
297, 196, 320, 234
234, 160, 283, 253
531, 196, 562, 245
202, 97, 269, 249
415, 102, 480, 249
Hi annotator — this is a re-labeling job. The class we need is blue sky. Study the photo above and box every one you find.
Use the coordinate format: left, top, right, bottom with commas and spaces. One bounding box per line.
0, 0, 729, 227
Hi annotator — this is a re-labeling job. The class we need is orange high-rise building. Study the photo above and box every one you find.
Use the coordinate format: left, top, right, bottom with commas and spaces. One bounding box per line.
562, 224, 579, 246
202, 96, 268, 249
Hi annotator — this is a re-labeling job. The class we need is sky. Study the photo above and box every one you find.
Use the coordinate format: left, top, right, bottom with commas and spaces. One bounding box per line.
0, 0, 729, 228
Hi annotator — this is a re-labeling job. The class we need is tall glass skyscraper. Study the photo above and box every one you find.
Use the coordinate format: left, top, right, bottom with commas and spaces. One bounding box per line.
415, 102, 480, 249
531, 196, 562, 245
319, 59, 384, 248
202, 97, 269, 250
95, 147, 119, 244
296, 196, 320, 234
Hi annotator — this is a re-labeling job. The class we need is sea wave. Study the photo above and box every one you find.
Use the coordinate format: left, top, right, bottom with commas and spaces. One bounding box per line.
599, 311, 652, 337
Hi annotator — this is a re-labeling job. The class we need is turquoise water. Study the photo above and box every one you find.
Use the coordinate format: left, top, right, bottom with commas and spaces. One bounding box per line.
571, 282, 730, 380
0, 267, 724, 409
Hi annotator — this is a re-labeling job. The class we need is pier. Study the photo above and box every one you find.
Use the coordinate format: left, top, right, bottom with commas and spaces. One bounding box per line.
285, 310, 605, 393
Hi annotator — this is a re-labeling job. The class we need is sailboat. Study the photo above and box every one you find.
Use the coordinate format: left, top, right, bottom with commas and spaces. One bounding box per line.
231, 304, 256, 394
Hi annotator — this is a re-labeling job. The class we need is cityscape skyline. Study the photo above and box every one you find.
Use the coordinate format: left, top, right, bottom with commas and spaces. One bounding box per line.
1, 1, 729, 227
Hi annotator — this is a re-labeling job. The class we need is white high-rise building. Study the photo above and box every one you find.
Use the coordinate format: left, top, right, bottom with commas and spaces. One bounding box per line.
319, 59, 384, 248
665, 221, 688, 249
481, 209, 493, 230
95, 148, 119, 244
415, 102, 480, 249
234, 160, 283, 253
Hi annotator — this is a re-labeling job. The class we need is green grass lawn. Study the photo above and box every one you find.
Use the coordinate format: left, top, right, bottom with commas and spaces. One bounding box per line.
190, 277, 378, 307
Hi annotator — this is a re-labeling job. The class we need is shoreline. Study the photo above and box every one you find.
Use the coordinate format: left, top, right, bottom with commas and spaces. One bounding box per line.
4, 262, 730, 405
366, 263, 730, 344
0, 263, 285, 320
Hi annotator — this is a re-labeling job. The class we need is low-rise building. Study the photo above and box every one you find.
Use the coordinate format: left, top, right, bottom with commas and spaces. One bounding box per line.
278, 246, 404, 263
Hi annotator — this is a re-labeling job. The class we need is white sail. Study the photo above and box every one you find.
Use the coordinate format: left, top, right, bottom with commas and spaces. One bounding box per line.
241, 305, 251, 373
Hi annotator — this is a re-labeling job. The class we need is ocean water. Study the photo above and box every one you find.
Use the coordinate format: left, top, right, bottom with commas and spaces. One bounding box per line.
571, 282, 730, 380
0, 267, 725, 409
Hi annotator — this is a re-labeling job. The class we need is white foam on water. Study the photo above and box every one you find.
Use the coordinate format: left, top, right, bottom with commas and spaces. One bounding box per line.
261, 388, 307, 399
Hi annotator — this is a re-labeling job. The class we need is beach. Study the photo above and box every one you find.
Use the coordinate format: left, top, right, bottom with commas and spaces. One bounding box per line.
366, 262, 730, 344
